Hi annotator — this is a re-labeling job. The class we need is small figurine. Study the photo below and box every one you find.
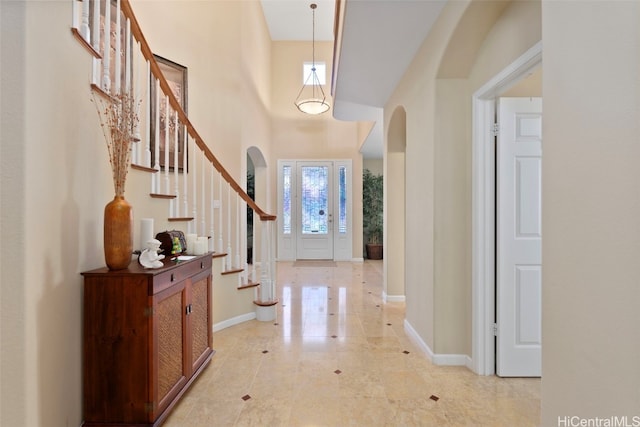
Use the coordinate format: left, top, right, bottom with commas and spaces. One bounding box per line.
139, 239, 165, 269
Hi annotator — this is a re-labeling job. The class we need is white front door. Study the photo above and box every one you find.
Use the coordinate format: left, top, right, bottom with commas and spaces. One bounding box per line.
296, 162, 334, 259
496, 97, 542, 377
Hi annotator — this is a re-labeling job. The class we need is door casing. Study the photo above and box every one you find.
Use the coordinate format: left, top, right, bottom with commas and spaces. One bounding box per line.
471, 41, 542, 376
277, 159, 353, 261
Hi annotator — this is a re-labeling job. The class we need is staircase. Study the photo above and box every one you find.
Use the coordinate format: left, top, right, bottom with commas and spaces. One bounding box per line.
71, 0, 278, 326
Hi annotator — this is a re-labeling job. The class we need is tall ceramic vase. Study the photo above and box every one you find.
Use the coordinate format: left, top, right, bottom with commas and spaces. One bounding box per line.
104, 195, 133, 270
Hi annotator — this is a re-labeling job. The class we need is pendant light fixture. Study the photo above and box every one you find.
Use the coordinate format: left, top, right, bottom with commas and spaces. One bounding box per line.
294, 3, 330, 115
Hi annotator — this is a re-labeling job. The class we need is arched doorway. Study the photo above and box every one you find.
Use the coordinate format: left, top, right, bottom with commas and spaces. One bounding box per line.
385, 106, 406, 301
246, 146, 267, 266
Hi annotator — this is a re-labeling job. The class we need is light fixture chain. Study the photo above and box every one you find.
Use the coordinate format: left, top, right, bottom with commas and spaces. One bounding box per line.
312, 4, 316, 68
294, 3, 330, 114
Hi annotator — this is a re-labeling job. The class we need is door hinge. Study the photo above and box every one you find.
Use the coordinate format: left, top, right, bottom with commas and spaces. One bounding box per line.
144, 307, 155, 317
144, 402, 156, 413
493, 323, 498, 336
492, 123, 500, 136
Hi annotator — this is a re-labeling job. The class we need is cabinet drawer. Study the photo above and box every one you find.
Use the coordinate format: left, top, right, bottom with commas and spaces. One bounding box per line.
152, 256, 212, 294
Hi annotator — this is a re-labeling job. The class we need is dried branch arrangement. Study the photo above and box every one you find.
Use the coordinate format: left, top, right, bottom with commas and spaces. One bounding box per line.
92, 90, 141, 197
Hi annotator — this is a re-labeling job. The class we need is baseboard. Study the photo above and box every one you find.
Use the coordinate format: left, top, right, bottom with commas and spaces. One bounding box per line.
382, 292, 405, 303
433, 353, 473, 367
213, 312, 256, 332
351, 257, 364, 262
404, 319, 471, 367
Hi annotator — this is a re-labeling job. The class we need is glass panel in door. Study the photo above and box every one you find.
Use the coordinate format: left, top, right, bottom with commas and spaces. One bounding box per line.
296, 162, 333, 259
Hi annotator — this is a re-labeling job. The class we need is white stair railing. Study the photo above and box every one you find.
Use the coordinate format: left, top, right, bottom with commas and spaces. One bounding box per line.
73, 0, 278, 319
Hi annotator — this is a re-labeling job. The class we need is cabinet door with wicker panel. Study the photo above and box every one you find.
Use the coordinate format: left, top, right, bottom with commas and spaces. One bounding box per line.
151, 258, 214, 422
186, 268, 213, 375
152, 281, 188, 419
82, 253, 213, 427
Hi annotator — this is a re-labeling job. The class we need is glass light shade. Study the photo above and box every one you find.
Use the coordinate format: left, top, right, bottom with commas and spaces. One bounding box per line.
295, 98, 331, 114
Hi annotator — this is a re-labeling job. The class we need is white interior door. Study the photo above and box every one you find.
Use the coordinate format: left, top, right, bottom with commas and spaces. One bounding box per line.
496, 97, 542, 377
296, 162, 333, 259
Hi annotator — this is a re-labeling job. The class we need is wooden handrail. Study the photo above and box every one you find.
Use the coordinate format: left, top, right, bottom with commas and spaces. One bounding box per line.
120, 0, 275, 222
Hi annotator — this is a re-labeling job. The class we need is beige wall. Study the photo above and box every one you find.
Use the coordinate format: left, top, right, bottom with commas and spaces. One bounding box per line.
433, 78, 472, 354
541, 1, 640, 423
134, 0, 273, 189
385, 107, 406, 298
0, 5, 362, 423
2, 2, 105, 425
1, 1, 273, 425
386, 0, 541, 355
387, 0, 640, 421
7, 0, 639, 424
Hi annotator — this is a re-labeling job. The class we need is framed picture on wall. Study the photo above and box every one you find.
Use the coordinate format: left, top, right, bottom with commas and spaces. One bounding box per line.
150, 54, 188, 172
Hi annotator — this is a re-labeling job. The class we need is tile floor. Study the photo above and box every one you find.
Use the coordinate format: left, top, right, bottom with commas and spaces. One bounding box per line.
164, 260, 540, 426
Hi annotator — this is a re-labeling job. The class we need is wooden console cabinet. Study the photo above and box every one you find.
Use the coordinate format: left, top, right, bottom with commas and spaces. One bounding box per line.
81, 253, 214, 426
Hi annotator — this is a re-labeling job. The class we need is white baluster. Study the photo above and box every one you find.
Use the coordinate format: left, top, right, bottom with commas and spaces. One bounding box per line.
269, 221, 277, 304
218, 173, 224, 254
114, 0, 121, 94
173, 111, 180, 217
164, 95, 169, 195
191, 139, 198, 234
260, 220, 270, 303
72, 0, 78, 29
92, 0, 100, 50
254, 283, 258, 304
251, 253, 257, 282
125, 19, 131, 93
201, 154, 206, 236
125, 18, 137, 165
209, 165, 215, 252
91, 0, 101, 85
102, 0, 111, 92
243, 201, 249, 282
226, 184, 232, 271
235, 195, 241, 269
182, 134, 189, 219
80, 0, 90, 41
152, 78, 161, 193
144, 60, 152, 168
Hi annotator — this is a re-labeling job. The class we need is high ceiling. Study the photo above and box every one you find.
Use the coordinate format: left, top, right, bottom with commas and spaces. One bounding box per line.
260, 0, 335, 41
260, 0, 447, 158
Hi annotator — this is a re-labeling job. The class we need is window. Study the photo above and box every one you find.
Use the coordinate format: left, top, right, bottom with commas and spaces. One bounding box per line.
300, 166, 329, 234
283, 166, 292, 234
303, 62, 326, 85
338, 166, 347, 234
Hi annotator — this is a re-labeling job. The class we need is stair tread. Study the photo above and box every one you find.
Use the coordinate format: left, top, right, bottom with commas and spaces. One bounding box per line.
221, 268, 244, 275
238, 281, 260, 290
253, 299, 278, 307
132, 164, 158, 173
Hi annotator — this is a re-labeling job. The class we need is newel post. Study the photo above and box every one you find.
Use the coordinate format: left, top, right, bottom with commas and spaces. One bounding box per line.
255, 218, 278, 321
